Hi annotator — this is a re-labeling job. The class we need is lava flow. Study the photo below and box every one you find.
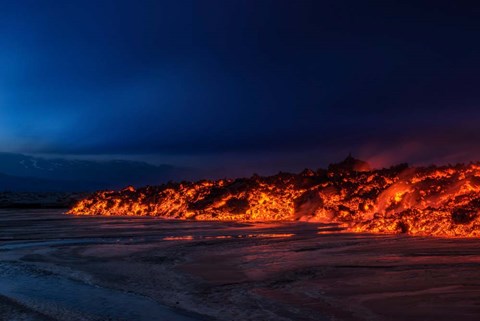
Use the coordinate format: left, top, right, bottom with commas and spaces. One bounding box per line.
68, 156, 480, 237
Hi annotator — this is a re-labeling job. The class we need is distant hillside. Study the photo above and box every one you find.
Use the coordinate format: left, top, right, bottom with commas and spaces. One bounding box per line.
0, 153, 197, 192
0, 191, 88, 208
0, 172, 96, 192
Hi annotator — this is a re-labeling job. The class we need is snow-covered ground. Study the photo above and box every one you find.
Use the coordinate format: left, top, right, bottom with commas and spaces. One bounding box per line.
1, 210, 480, 320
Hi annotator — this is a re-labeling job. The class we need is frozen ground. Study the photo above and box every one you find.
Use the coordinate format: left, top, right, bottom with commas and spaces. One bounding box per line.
1, 210, 480, 320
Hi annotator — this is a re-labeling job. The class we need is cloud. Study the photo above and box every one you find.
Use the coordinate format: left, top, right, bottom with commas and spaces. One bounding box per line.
0, 0, 479, 172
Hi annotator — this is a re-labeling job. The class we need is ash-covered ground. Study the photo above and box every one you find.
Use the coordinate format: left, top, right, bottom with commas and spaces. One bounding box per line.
1, 210, 480, 321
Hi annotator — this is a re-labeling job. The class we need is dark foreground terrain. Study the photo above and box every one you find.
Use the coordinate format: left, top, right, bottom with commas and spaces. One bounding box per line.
1, 210, 480, 321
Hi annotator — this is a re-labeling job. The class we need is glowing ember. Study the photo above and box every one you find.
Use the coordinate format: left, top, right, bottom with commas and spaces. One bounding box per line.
68, 156, 480, 237
245, 233, 295, 238
162, 236, 195, 241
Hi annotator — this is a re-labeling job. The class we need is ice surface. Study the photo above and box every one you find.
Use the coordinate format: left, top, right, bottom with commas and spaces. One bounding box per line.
1, 209, 480, 320
0, 262, 200, 321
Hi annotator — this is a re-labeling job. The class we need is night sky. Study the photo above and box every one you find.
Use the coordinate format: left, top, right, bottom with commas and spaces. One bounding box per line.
1, 1, 479, 175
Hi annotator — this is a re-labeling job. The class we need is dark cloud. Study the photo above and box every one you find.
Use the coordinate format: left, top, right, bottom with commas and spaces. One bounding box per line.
1, 0, 480, 172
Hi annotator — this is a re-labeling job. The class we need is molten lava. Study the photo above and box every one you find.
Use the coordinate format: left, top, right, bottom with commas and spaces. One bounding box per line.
68, 156, 480, 237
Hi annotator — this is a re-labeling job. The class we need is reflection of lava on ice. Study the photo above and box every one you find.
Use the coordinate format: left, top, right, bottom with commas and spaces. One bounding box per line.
69, 156, 480, 237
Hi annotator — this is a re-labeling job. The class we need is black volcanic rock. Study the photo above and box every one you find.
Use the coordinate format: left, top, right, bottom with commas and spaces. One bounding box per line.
328, 154, 371, 173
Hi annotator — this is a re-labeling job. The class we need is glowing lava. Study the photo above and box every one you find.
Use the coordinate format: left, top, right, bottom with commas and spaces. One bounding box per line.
68, 156, 480, 237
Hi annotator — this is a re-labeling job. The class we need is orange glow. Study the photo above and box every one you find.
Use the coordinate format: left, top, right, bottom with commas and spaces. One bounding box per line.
68, 157, 480, 237
245, 233, 295, 238
163, 236, 195, 241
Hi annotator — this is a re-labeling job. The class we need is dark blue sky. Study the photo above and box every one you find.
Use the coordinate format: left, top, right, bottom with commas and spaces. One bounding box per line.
1, 0, 479, 173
